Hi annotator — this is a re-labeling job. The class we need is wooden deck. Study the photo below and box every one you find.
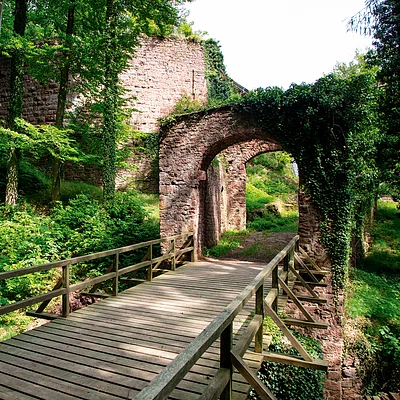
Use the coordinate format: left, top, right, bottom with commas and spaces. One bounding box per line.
0, 259, 272, 400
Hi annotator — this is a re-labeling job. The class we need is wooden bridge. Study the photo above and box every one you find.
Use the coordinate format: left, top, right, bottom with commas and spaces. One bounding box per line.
0, 234, 328, 400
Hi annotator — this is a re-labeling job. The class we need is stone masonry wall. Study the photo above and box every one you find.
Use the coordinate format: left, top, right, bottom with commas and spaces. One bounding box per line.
121, 36, 208, 133
0, 37, 208, 190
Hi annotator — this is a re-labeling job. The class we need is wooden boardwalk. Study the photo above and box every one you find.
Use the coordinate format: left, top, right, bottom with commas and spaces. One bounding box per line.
0, 258, 272, 400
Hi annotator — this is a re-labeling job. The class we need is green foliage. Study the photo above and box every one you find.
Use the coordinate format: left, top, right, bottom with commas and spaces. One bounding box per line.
246, 152, 299, 234
0, 190, 159, 336
246, 183, 275, 214
249, 316, 325, 400
345, 200, 400, 393
203, 230, 247, 258
171, 92, 204, 114
175, 19, 206, 42
202, 38, 242, 104
248, 213, 298, 234
247, 152, 298, 201
234, 61, 381, 295
0, 118, 81, 162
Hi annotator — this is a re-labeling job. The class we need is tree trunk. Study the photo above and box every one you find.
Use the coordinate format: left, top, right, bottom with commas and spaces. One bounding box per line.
5, 148, 20, 206
0, 0, 4, 35
51, 1, 75, 203
102, 0, 118, 202
5, 0, 27, 206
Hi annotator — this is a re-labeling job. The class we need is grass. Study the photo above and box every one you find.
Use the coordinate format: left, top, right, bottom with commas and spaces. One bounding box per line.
203, 230, 248, 258
345, 199, 400, 394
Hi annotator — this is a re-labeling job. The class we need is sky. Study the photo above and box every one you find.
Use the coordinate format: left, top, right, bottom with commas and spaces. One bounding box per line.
184, 0, 373, 90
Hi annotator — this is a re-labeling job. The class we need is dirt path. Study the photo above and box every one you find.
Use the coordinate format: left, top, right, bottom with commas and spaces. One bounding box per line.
215, 231, 296, 263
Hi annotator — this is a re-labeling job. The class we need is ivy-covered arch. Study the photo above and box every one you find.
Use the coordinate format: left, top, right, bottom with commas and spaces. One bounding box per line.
160, 71, 379, 295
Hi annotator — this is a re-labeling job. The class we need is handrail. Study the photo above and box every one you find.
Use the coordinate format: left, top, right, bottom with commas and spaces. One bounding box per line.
133, 235, 299, 400
0, 232, 194, 317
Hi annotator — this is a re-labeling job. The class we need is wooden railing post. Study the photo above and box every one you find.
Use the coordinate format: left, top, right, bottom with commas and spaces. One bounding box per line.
255, 283, 264, 353
62, 263, 70, 318
283, 254, 289, 287
272, 264, 278, 313
220, 323, 233, 400
112, 252, 119, 296
293, 242, 298, 270
191, 234, 195, 262
171, 238, 176, 271
147, 244, 153, 281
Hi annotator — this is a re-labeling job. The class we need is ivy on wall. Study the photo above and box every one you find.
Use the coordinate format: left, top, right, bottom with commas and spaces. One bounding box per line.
236, 71, 381, 295
202, 38, 238, 103
161, 67, 380, 296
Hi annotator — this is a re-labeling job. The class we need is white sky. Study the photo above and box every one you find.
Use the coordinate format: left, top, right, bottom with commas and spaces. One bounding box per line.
185, 0, 373, 90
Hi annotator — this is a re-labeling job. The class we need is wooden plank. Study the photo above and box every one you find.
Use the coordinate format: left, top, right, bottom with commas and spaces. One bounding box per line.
0, 351, 125, 399
25, 311, 63, 320
264, 288, 278, 306
6, 333, 219, 381
0, 340, 206, 399
0, 287, 66, 316
283, 318, 329, 330
261, 352, 328, 371
0, 363, 99, 400
230, 352, 276, 400
0, 385, 34, 400
294, 296, 328, 304
81, 291, 111, 298
263, 299, 313, 362
298, 247, 322, 271
288, 264, 319, 298
294, 252, 319, 282
233, 315, 263, 358
278, 277, 314, 322
295, 281, 328, 287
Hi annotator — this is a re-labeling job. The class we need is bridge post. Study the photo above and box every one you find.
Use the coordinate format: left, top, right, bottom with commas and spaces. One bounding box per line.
255, 284, 264, 353
272, 264, 279, 313
62, 263, 70, 318
112, 252, 119, 296
147, 244, 153, 281
220, 323, 233, 400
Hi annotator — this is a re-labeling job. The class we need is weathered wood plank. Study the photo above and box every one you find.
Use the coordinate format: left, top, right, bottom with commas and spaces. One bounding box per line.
261, 352, 329, 371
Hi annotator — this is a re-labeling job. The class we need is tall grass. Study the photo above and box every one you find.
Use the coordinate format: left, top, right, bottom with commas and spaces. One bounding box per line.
345, 200, 400, 394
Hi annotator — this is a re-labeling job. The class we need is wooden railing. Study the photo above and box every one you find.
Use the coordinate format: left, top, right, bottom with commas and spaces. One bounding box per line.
0, 233, 195, 319
133, 235, 328, 400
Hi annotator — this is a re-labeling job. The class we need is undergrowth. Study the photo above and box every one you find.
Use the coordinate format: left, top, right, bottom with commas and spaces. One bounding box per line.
345, 200, 400, 394
249, 316, 325, 400
0, 183, 160, 341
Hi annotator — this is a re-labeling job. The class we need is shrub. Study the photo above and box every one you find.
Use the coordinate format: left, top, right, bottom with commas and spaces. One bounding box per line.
249, 317, 325, 400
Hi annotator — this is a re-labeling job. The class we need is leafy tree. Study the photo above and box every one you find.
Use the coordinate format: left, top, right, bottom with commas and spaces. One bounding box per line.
4, 0, 27, 206
97, 0, 190, 201
349, 0, 400, 200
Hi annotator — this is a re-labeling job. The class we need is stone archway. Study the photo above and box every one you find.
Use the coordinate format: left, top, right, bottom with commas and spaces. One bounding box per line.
159, 107, 281, 252
159, 106, 328, 263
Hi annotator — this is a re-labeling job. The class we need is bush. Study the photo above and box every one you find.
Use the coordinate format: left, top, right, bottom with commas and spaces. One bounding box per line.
0, 191, 159, 333
249, 317, 325, 400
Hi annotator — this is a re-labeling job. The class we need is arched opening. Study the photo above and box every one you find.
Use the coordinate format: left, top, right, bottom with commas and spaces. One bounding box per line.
246, 151, 299, 234
159, 108, 291, 254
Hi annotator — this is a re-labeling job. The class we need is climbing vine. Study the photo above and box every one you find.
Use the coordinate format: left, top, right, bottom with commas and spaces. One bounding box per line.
162, 65, 381, 296
202, 38, 239, 103
235, 70, 381, 295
